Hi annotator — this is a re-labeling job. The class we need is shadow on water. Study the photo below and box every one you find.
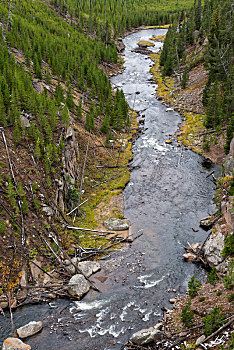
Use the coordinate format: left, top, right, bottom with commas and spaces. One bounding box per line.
0, 29, 220, 350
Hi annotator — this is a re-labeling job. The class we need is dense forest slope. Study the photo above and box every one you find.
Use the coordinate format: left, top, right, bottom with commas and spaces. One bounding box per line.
0, 0, 194, 300
159, 0, 233, 154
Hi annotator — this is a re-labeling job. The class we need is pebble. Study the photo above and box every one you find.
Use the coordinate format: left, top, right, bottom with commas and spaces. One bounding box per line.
169, 298, 176, 304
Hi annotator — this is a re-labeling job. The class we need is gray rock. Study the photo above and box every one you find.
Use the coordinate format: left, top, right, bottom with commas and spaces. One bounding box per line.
229, 137, 234, 158
17, 321, 43, 339
41, 205, 53, 217
224, 139, 234, 175
67, 257, 81, 274
20, 116, 30, 128
103, 218, 129, 231
216, 258, 230, 273
68, 274, 90, 297
202, 231, 225, 267
2, 338, 31, 350
130, 327, 163, 345
78, 261, 101, 277
195, 335, 206, 346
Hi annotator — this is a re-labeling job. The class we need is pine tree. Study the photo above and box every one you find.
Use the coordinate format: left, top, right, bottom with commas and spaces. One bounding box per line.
13, 123, 21, 146
100, 114, 110, 133
181, 67, 189, 89
0, 91, 7, 126
77, 99, 83, 120
22, 197, 29, 215
61, 104, 69, 125
66, 85, 74, 110
34, 138, 41, 159
55, 81, 64, 104
85, 112, 94, 131
33, 54, 42, 80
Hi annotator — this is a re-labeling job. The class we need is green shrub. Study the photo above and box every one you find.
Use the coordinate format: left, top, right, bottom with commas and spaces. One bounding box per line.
216, 290, 222, 296
207, 268, 219, 285
223, 259, 234, 290
188, 276, 201, 298
199, 296, 205, 302
222, 234, 234, 258
0, 220, 7, 235
181, 301, 194, 327
202, 307, 225, 336
228, 294, 234, 302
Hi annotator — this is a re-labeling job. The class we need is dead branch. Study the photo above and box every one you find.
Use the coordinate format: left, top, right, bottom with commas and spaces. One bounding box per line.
66, 226, 118, 234
66, 199, 88, 216
206, 170, 214, 178
73, 130, 91, 222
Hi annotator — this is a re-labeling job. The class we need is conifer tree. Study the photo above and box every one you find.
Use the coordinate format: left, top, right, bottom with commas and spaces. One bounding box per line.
77, 99, 83, 120
85, 112, 94, 131
100, 114, 110, 133
61, 104, 69, 125
66, 85, 74, 110
181, 67, 189, 89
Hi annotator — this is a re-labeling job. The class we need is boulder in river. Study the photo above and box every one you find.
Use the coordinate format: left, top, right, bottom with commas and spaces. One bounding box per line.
2, 338, 31, 350
183, 252, 198, 263
68, 274, 90, 297
130, 327, 163, 345
103, 218, 129, 231
17, 321, 43, 339
199, 216, 214, 230
78, 261, 101, 277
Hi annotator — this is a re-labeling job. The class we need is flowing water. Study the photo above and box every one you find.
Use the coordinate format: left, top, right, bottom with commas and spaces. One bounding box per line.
0, 29, 219, 349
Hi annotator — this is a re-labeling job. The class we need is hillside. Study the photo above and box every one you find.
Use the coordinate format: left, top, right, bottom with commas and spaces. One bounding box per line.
0, 0, 196, 303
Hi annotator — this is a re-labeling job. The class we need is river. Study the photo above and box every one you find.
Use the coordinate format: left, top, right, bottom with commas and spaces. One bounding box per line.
0, 28, 219, 350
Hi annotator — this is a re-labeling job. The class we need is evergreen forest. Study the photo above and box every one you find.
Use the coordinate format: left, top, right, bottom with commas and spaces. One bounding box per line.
160, 0, 233, 151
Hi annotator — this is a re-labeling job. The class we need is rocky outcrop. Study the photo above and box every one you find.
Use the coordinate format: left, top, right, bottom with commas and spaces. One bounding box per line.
68, 274, 90, 297
17, 321, 43, 339
130, 327, 163, 345
62, 126, 80, 210
103, 218, 129, 231
2, 338, 31, 350
116, 38, 125, 52
202, 230, 225, 268
224, 138, 234, 175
